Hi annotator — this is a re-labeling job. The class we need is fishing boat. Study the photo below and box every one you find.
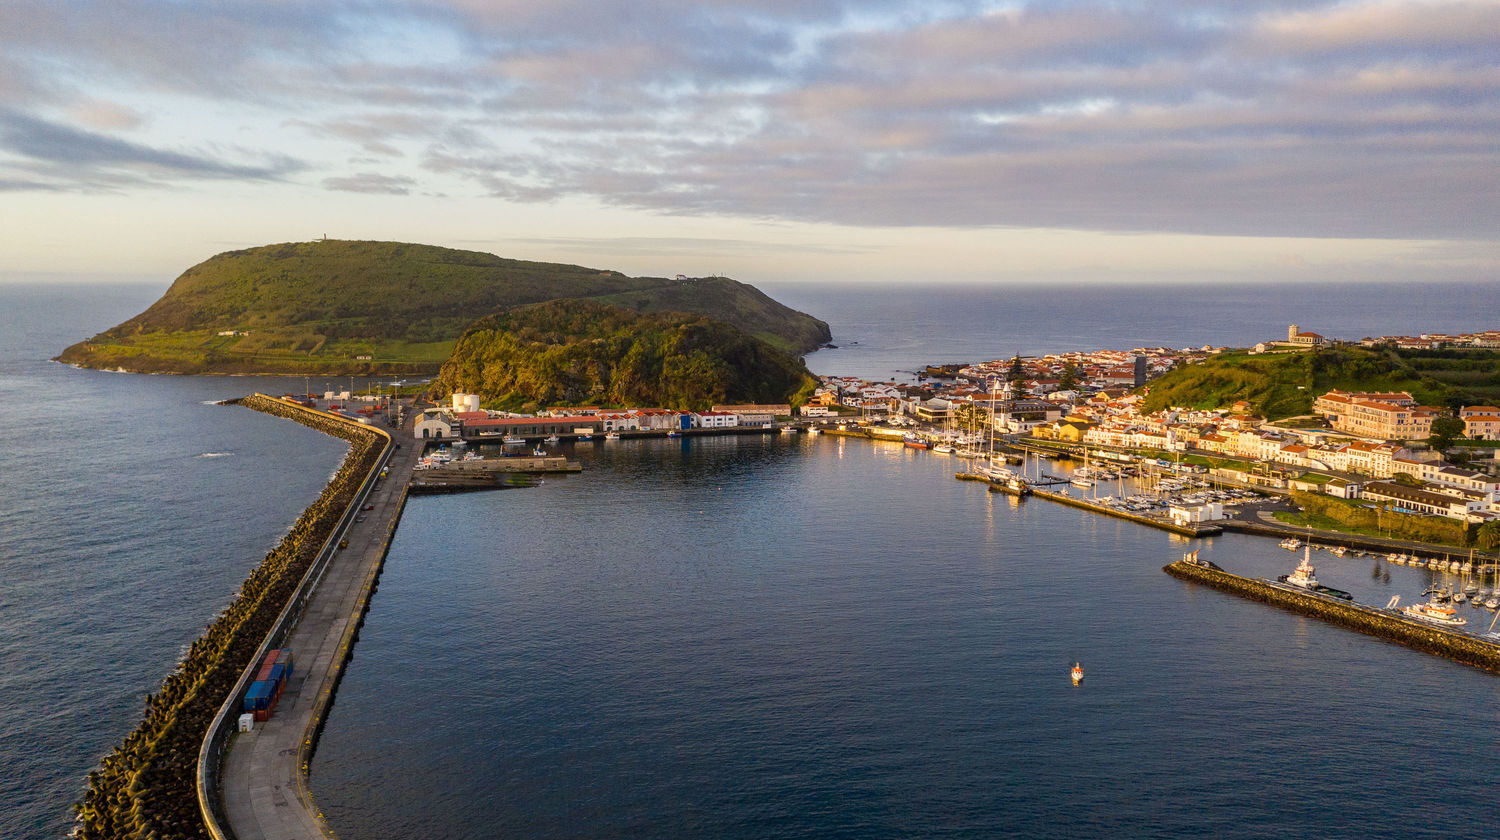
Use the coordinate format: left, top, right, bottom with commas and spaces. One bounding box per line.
1402, 597, 1467, 626
667, 429, 682, 438
1071, 663, 1084, 685
576, 433, 594, 442
1280, 538, 1301, 551
903, 435, 931, 450
605, 432, 621, 440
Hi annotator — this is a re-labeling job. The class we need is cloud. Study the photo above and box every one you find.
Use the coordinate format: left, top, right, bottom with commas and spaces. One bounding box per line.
0, 0, 1496, 239
322, 172, 417, 194
0, 109, 301, 188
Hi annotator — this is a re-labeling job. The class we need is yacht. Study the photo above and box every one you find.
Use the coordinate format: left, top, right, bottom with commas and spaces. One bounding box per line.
1402, 598, 1467, 627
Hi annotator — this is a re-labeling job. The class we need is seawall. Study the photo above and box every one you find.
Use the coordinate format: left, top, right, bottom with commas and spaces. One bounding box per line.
1164, 559, 1500, 673
197, 395, 398, 840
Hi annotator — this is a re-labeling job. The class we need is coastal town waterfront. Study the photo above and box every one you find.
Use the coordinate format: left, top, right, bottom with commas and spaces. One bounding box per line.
7, 280, 1500, 839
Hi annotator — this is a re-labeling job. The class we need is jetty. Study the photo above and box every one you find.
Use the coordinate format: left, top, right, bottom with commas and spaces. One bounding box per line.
1165, 556, 1500, 673
198, 398, 422, 840
955, 471, 1221, 538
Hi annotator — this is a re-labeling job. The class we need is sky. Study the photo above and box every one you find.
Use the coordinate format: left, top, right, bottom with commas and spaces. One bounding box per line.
1, 0, 1497, 285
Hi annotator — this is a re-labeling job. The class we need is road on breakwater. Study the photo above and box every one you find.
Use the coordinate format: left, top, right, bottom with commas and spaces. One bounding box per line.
218, 418, 421, 840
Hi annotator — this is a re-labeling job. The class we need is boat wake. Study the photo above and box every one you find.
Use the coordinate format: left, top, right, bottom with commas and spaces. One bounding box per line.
197, 451, 234, 458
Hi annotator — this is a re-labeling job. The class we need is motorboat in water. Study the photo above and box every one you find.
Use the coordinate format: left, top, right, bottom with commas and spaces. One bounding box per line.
1071, 663, 1084, 685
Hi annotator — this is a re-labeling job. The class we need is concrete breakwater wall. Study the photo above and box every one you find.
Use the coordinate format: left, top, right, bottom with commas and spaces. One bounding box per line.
1164, 560, 1500, 673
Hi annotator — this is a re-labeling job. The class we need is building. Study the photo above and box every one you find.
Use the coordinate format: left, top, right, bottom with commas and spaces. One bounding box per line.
712, 403, 792, 417
1315, 390, 1433, 440
695, 411, 738, 428
1363, 481, 1486, 520
414, 410, 456, 440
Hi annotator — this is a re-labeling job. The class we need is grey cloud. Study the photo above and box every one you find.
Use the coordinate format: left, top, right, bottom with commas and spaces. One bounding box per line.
322, 172, 417, 194
3, 0, 1497, 240
0, 109, 301, 185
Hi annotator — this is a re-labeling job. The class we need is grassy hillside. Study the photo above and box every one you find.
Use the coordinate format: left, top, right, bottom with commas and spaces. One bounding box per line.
56, 240, 830, 374
1140, 347, 1479, 419
436, 299, 816, 412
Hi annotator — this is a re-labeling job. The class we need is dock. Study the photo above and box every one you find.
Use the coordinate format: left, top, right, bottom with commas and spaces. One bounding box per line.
202, 400, 423, 840
1165, 557, 1500, 673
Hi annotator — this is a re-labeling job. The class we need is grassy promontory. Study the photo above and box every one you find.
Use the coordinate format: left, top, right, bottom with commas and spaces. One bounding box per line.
435, 299, 817, 411
1141, 345, 1500, 420
57, 240, 830, 374
73, 398, 384, 840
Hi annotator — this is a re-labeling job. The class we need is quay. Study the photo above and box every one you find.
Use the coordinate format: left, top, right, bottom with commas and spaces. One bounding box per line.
199, 397, 423, 840
1165, 557, 1500, 673
955, 471, 1221, 538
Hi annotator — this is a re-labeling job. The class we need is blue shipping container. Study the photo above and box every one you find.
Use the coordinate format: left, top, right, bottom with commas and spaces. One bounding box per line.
267, 663, 286, 686
244, 680, 272, 712
276, 649, 294, 677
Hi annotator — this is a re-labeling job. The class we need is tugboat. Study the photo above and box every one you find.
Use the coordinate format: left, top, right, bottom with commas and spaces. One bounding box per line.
1274, 545, 1354, 600
1071, 663, 1084, 685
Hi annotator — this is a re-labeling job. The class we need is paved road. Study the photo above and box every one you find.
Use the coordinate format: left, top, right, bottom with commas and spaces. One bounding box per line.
220, 418, 420, 840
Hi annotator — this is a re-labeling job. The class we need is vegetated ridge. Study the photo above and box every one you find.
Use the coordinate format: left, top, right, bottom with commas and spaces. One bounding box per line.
56, 240, 830, 374
1141, 346, 1494, 419
435, 299, 817, 412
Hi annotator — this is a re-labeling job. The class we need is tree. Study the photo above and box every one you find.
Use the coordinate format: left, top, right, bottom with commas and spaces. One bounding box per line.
954, 403, 991, 433
1428, 414, 1465, 453
1058, 361, 1078, 391
1006, 354, 1030, 399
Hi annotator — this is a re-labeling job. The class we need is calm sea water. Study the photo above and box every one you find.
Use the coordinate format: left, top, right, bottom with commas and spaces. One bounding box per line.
760, 279, 1500, 380
4, 277, 1500, 839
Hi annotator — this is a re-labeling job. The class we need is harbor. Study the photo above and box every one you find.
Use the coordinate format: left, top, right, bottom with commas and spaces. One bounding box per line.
1166, 553, 1500, 673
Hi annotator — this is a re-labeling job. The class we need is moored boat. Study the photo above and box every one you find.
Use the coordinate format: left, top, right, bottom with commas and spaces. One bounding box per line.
1402, 598, 1467, 626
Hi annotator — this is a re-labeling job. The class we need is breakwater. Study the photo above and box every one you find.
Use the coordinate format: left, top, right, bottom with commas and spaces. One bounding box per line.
1217, 519, 1499, 568
1165, 559, 1500, 673
70, 395, 388, 840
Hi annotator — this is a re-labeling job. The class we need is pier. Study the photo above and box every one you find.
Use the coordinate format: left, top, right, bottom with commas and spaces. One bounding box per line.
199, 398, 422, 840
1165, 557, 1500, 673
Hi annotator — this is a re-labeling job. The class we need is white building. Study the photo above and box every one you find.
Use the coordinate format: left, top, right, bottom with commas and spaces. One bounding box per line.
695, 411, 738, 428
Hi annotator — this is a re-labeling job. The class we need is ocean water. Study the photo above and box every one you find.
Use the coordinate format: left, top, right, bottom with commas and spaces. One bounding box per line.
4, 277, 1500, 839
312, 436, 1500, 839
0, 284, 350, 840
759, 279, 1500, 381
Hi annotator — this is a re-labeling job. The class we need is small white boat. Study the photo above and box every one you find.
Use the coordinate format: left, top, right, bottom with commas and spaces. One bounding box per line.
605, 432, 621, 440
1071, 663, 1084, 685
503, 436, 525, 445
932, 444, 955, 454
780, 426, 796, 434
543, 435, 560, 444
806, 427, 820, 435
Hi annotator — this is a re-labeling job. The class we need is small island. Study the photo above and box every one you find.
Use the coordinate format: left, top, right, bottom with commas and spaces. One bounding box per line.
55, 239, 830, 376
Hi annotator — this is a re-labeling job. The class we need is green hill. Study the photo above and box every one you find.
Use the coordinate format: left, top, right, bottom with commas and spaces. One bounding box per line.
435, 299, 816, 412
56, 240, 830, 374
1141, 347, 1482, 419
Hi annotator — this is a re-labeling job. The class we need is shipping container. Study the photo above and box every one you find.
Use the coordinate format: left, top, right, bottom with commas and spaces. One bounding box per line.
275, 649, 294, 678
253, 690, 280, 722
244, 680, 272, 713
256, 661, 275, 682
268, 662, 286, 685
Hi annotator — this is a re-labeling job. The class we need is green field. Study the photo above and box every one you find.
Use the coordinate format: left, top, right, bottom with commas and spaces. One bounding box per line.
1143, 346, 1500, 419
